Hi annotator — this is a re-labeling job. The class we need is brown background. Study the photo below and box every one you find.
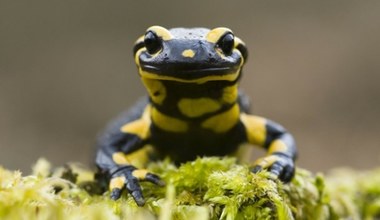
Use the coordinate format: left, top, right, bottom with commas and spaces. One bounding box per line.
0, 1, 379, 173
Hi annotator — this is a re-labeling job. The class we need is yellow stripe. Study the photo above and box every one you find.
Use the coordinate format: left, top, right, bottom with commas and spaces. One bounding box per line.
253, 155, 278, 169
151, 107, 188, 132
112, 152, 131, 165
120, 106, 151, 139
112, 146, 154, 168
139, 69, 240, 84
221, 84, 238, 104
132, 169, 149, 180
141, 78, 167, 105
109, 176, 125, 190
268, 139, 288, 155
240, 114, 266, 146
201, 103, 240, 133
177, 97, 221, 118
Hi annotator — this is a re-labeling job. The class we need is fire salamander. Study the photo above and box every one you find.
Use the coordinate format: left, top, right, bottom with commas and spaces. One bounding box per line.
95, 26, 297, 206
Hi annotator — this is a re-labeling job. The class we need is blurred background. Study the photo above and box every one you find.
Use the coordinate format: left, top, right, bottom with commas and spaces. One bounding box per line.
0, 1, 379, 173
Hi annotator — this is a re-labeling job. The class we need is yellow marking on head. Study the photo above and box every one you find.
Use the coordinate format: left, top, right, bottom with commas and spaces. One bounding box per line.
141, 78, 167, 105
234, 36, 245, 48
151, 107, 188, 132
135, 27, 168, 65
132, 169, 149, 180
112, 146, 154, 168
268, 139, 288, 155
221, 84, 238, 104
120, 106, 151, 139
240, 114, 267, 146
139, 69, 240, 84
134, 35, 144, 46
134, 48, 145, 66
206, 27, 233, 43
147, 26, 173, 41
201, 103, 240, 133
177, 98, 221, 118
234, 36, 247, 63
182, 49, 195, 58
109, 176, 125, 190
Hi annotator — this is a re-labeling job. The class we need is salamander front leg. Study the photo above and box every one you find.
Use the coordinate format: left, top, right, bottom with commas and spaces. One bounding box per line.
109, 164, 164, 206
96, 107, 164, 206
240, 114, 297, 183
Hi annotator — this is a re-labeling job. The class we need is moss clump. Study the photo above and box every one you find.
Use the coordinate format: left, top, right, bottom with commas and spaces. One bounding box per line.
0, 157, 379, 219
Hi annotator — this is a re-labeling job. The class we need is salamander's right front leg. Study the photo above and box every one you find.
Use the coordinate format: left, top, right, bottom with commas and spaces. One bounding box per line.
95, 106, 164, 206
108, 161, 164, 206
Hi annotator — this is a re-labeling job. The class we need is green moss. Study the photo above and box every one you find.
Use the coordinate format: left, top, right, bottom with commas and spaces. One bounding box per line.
0, 157, 379, 219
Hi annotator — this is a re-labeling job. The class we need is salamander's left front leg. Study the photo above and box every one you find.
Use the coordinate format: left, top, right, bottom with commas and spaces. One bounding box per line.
240, 114, 297, 183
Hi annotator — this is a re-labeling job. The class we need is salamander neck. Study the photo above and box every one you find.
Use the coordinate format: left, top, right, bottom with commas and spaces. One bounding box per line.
141, 77, 239, 119
142, 78, 241, 134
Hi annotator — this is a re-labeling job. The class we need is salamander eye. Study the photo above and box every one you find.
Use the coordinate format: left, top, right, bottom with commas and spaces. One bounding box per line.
144, 31, 162, 54
216, 33, 234, 55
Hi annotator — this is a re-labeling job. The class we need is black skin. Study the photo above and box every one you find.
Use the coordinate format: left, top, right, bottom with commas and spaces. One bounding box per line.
95, 26, 297, 206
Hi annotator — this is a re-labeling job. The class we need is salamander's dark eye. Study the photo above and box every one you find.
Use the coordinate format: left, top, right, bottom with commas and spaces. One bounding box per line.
144, 31, 162, 54
217, 33, 234, 55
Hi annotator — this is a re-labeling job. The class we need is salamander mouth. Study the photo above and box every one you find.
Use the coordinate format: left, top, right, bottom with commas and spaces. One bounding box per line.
140, 65, 240, 81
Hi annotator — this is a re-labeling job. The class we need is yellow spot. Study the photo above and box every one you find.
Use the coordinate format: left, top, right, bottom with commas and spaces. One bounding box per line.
221, 85, 238, 104
109, 176, 125, 190
138, 69, 240, 84
120, 106, 151, 139
151, 107, 188, 132
178, 98, 221, 118
240, 114, 266, 146
141, 78, 167, 105
268, 139, 288, 155
202, 104, 240, 133
147, 26, 173, 41
132, 169, 149, 180
206, 27, 232, 43
182, 49, 195, 58
112, 146, 154, 168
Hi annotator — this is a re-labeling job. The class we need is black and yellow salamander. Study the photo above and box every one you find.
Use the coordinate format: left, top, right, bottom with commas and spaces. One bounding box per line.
95, 26, 297, 206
